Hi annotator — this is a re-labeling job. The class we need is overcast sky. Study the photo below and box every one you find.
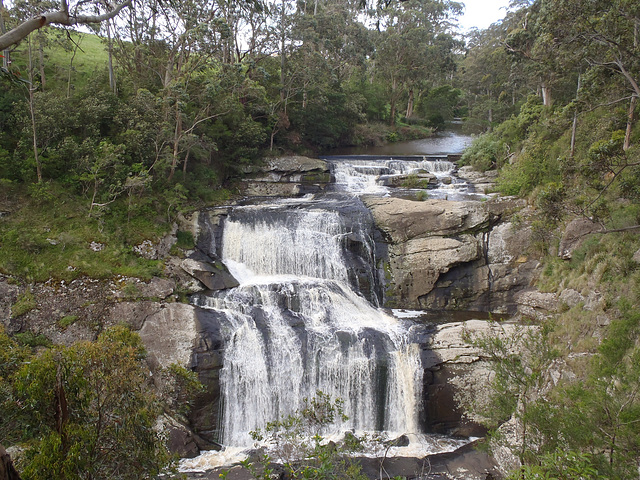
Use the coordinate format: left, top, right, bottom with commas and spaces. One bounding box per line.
458, 0, 511, 32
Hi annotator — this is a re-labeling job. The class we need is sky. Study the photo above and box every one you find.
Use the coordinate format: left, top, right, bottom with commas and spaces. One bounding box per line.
458, 0, 511, 32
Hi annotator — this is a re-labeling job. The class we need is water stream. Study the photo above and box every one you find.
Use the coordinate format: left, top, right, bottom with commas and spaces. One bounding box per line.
181, 132, 474, 472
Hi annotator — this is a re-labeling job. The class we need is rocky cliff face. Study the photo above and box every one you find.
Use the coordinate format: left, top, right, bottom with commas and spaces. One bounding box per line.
364, 196, 540, 314
240, 155, 331, 197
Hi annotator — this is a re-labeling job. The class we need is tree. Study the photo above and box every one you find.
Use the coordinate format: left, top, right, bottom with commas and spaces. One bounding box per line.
374, 0, 463, 124
240, 391, 368, 480
0, 0, 132, 51
1, 325, 172, 480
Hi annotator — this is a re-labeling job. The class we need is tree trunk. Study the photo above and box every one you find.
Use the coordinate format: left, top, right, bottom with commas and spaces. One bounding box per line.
0, 0, 9, 69
67, 39, 79, 98
624, 95, 637, 151
541, 82, 552, 106
27, 39, 42, 183
570, 74, 581, 158
389, 77, 397, 126
168, 101, 182, 181
405, 88, 414, 119
279, 0, 286, 106
107, 21, 116, 94
37, 32, 46, 90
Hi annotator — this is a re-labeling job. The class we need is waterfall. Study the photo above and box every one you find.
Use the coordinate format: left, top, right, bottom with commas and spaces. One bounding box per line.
192, 199, 422, 446
328, 157, 456, 195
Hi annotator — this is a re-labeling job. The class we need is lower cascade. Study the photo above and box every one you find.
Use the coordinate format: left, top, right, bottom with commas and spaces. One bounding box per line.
191, 197, 423, 447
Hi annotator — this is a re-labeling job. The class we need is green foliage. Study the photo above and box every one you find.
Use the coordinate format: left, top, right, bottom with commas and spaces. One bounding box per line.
11, 289, 36, 317
241, 392, 367, 480
459, 133, 507, 171
14, 331, 53, 348
1, 325, 173, 480
462, 322, 558, 453
507, 450, 606, 480
416, 85, 462, 130
0, 183, 167, 281
57, 315, 79, 329
161, 364, 205, 418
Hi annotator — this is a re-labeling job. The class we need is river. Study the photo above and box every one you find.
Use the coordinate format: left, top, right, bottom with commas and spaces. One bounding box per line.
328, 127, 473, 156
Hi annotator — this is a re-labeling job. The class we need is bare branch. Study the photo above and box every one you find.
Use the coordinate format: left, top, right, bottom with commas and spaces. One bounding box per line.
0, 0, 132, 51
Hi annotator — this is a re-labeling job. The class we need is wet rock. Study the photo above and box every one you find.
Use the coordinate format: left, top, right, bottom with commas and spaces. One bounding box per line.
378, 173, 437, 187
386, 434, 410, 447
241, 156, 331, 197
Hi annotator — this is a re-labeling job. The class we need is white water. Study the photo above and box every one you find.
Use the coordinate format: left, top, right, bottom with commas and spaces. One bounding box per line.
330, 157, 457, 195
190, 203, 423, 447
180, 163, 479, 473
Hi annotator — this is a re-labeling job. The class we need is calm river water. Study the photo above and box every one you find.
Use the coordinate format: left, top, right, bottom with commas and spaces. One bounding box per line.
329, 127, 474, 156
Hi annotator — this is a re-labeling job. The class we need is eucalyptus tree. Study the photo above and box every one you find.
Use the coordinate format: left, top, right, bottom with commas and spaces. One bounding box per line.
532, 0, 640, 150
373, 0, 463, 124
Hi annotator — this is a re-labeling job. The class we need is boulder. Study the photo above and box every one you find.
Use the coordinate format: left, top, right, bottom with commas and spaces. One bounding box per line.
515, 290, 558, 320
390, 235, 481, 305
181, 258, 239, 291
364, 197, 492, 307
165, 420, 201, 458
363, 197, 490, 242
0, 445, 21, 480
558, 217, 601, 259
138, 303, 199, 368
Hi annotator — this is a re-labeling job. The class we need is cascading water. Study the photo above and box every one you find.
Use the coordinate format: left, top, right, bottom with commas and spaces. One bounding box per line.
191, 199, 422, 447
325, 155, 472, 199
180, 152, 481, 474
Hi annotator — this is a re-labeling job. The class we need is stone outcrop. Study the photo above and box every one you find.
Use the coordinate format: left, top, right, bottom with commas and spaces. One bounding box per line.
420, 319, 521, 436
0, 445, 21, 480
457, 166, 498, 194
180, 258, 239, 291
241, 155, 331, 197
364, 196, 539, 313
514, 290, 558, 320
138, 303, 199, 368
558, 217, 602, 259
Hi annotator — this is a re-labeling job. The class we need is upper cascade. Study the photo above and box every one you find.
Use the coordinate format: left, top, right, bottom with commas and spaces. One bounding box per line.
325, 156, 457, 195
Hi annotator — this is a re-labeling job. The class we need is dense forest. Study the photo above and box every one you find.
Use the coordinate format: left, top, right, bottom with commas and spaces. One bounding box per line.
1, 0, 640, 479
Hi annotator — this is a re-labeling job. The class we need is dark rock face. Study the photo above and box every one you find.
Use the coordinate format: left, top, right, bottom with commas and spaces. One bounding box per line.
188, 308, 226, 447
181, 258, 240, 291
0, 445, 22, 480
